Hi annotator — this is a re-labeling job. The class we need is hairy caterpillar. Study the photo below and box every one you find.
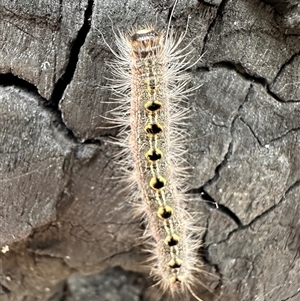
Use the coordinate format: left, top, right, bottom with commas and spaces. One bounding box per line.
103, 9, 205, 301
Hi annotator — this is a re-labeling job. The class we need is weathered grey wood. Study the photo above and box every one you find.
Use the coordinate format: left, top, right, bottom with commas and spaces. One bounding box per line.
262, 0, 300, 29
1, 0, 300, 301
0, 87, 72, 245
270, 55, 300, 101
0, 1, 89, 99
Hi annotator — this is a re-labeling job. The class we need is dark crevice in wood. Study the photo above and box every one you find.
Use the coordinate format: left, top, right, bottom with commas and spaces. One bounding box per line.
210, 180, 300, 248
0, 284, 11, 294
212, 61, 268, 86
239, 117, 263, 147
188, 86, 254, 228
260, 0, 297, 16
201, 117, 234, 189
52, 281, 69, 301
187, 186, 242, 227
268, 87, 300, 104
270, 51, 300, 85
0, 1, 97, 146
246, 180, 300, 230
241, 113, 300, 147
202, 188, 242, 227
282, 288, 300, 301
269, 127, 300, 143
42, 0, 95, 144
49, 0, 94, 107
80, 138, 102, 146
166, 0, 175, 24
0, 73, 38, 92
201, 0, 229, 56
197, 0, 221, 8
212, 61, 296, 105
268, 51, 300, 103
0, 73, 77, 143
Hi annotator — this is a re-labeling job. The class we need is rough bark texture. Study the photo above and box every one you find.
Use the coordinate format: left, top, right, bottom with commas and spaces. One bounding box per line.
1, 0, 300, 301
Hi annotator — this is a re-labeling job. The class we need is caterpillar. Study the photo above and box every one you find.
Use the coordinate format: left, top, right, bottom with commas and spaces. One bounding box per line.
103, 8, 205, 301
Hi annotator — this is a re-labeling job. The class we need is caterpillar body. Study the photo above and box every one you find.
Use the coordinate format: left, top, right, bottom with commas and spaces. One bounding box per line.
105, 23, 204, 300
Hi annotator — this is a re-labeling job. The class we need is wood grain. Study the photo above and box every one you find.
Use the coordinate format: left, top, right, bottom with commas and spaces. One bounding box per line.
1, 0, 299, 300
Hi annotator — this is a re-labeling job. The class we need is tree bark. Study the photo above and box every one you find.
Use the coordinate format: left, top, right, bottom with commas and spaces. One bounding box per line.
1, 0, 300, 300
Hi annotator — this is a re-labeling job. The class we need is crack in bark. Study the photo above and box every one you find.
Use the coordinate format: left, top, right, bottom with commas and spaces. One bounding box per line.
40, 0, 98, 145
0, 73, 38, 92
282, 288, 300, 301
211, 61, 299, 105
268, 126, 300, 144
270, 51, 300, 86
239, 117, 263, 147
214, 180, 300, 247
188, 84, 254, 231
202, 84, 299, 245
202, 83, 252, 189
241, 109, 300, 147
268, 51, 300, 103
57, 281, 69, 301
50, 0, 93, 107
0, 283, 10, 294
201, 0, 229, 56
212, 59, 300, 104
